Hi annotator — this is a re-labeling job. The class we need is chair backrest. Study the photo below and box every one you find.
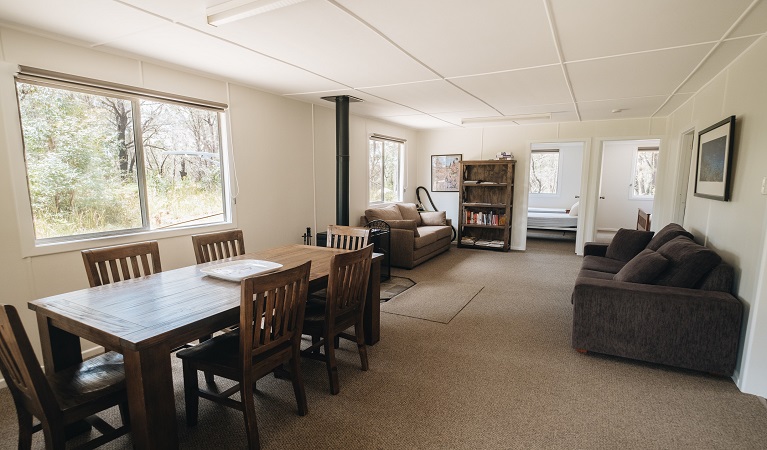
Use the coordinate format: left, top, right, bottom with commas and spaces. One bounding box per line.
637, 208, 651, 231
239, 261, 311, 363
191, 229, 246, 264
0, 305, 57, 422
81, 241, 162, 287
327, 225, 370, 250
325, 245, 373, 323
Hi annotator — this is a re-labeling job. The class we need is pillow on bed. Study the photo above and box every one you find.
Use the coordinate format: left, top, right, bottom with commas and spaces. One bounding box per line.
568, 202, 579, 217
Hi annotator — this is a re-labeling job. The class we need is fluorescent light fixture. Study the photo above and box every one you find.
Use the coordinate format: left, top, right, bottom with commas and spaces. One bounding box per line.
461, 113, 552, 126
207, 0, 308, 26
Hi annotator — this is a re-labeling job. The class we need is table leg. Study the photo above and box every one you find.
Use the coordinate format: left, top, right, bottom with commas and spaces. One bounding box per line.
123, 344, 179, 450
364, 258, 381, 345
37, 315, 82, 375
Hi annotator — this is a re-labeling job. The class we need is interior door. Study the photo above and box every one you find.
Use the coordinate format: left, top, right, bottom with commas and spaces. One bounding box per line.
675, 130, 695, 224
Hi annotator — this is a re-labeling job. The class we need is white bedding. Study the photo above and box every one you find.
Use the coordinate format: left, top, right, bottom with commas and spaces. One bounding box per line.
527, 208, 578, 229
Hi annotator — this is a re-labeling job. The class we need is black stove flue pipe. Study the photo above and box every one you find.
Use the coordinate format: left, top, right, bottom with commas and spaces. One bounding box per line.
335, 95, 350, 226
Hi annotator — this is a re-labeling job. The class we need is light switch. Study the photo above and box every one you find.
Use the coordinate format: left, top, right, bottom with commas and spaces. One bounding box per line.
762, 177, 767, 195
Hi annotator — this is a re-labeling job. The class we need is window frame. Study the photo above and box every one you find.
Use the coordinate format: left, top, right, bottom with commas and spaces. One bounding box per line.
630, 146, 659, 200
2, 66, 235, 257
368, 134, 405, 205
529, 149, 562, 197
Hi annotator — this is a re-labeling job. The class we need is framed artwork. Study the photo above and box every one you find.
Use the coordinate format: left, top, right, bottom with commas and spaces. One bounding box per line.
694, 116, 736, 201
431, 154, 462, 192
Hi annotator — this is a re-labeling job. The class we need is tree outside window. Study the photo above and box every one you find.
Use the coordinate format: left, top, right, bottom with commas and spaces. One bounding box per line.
632, 147, 659, 198
369, 137, 403, 203
529, 150, 560, 194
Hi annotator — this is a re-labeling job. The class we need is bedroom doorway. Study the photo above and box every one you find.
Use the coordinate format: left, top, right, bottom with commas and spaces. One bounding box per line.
527, 142, 584, 246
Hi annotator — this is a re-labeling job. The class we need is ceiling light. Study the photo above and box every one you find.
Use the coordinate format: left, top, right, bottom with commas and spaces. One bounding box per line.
207, 0, 308, 26
461, 113, 551, 126
611, 108, 624, 113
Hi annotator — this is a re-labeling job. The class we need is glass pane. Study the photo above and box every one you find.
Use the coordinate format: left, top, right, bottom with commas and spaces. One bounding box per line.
633, 150, 658, 197
383, 141, 400, 202
530, 151, 559, 194
369, 140, 383, 202
140, 100, 224, 229
17, 82, 142, 239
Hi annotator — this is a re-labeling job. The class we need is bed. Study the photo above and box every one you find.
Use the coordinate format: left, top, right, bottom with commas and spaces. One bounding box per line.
527, 206, 578, 233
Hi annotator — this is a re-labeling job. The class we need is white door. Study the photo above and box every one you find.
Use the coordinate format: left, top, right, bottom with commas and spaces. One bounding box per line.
674, 130, 695, 224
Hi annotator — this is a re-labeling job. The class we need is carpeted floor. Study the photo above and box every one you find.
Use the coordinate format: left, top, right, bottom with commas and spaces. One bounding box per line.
2, 239, 767, 449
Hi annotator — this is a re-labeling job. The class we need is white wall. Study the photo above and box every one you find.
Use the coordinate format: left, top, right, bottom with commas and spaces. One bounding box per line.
0, 28, 416, 362
658, 36, 767, 396
596, 140, 656, 230
528, 142, 583, 211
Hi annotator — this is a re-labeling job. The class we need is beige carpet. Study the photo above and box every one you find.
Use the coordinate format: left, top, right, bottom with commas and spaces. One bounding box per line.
380, 280, 483, 323
2, 238, 767, 449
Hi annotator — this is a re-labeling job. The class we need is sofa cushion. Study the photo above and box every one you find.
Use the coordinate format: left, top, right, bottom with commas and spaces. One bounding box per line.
646, 223, 694, 251
613, 249, 669, 283
605, 228, 655, 262
385, 219, 420, 237
365, 204, 402, 222
696, 262, 734, 293
654, 236, 722, 288
581, 255, 626, 274
418, 225, 452, 241
576, 268, 616, 281
397, 203, 422, 226
420, 211, 446, 226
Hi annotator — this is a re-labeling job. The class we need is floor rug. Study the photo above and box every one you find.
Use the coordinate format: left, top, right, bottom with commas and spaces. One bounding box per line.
380, 276, 416, 301
380, 280, 484, 323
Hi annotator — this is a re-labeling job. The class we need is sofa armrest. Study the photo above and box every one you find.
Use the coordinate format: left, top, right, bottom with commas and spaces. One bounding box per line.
583, 242, 608, 257
571, 277, 743, 375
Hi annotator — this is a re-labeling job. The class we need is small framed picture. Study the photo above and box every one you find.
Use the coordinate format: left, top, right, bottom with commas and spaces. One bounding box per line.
694, 116, 736, 201
431, 154, 462, 192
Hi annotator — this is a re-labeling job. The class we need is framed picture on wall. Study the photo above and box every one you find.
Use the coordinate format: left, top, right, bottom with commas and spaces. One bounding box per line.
694, 116, 736, 201
431, 154, 462, 192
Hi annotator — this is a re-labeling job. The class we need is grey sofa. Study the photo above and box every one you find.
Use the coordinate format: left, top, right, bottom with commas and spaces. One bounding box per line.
571, 223, 743, 375
362, 203, 452, 269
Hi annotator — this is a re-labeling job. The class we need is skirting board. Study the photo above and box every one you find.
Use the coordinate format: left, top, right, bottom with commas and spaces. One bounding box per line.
0, 345, 105, 389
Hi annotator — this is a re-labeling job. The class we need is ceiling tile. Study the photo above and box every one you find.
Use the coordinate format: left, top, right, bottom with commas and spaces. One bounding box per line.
567, 44, 714, 101
654, 93, 694, 117
186, 0, 437, 87
678, 36, 759, 93
550, 0, 754, 61
334, 0, 559, 77
577, 96, 667, 121
117, 0, 206, 22
361, 80, 491, 114
284, 90, 417, 117
379, 114, 455, 129
730, 0, 767, 38
431, 108, 505, 126
450, 66, 572, 111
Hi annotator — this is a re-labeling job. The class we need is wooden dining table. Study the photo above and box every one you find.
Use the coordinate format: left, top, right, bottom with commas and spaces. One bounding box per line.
29, 244, 381, 449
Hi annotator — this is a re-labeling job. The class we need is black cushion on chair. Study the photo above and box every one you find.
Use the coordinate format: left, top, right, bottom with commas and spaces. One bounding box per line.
613, 249, 669, 284
605, 228, 655, 262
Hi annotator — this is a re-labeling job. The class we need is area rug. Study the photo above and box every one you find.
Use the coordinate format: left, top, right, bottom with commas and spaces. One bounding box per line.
380, 281, 484, 323
380, 276, 416, 301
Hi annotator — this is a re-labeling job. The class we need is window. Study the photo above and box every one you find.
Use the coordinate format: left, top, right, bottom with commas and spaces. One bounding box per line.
15, 74, 228, 243
369, 135, 404, 203
529, 150, 560, 194
632, 147, 659, 198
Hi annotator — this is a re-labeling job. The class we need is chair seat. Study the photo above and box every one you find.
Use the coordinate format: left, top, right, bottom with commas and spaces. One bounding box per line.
49, 352, 126, 412
177, 330, 292, 371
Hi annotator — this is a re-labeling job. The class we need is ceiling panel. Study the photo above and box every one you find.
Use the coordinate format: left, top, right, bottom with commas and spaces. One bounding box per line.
334, 0, 559, 77
431, 107, 505, 127
654, 93, 694, 117
184, 0, 437, 88
450, 66, 572, 111
101, 23, 346, 94
284, 90, 417, 117
577, 96, 667, 121
118, 0, 206, 22
361, 80, 492, 114
567, 44, 714, 102
730, 0, 767, 38
378, 114, 455, 129
551, 0, 754, 61
679, 36, 759, 93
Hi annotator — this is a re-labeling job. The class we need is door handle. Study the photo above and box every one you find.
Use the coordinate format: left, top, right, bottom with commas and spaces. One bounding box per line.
575, 195, 580, 198
599, 196, 605, 199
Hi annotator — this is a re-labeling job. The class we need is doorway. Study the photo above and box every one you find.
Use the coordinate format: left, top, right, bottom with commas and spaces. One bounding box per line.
595, 139, 660, 242
674, 129, 695, 224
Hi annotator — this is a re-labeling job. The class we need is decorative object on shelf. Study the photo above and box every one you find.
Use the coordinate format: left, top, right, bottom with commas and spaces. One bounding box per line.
495, 151, 514, 160
458, 159, 516, 251
694, 115, 735, 201
431, 154, 462, 192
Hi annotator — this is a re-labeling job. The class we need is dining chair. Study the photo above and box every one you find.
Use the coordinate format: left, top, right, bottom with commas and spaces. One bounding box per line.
326, 225, 370, 250
191, 229, 246, 264
177, 261, 312, 450
302, 245, 373, 395
0, 304, 130, 450
81, 241, 161, 287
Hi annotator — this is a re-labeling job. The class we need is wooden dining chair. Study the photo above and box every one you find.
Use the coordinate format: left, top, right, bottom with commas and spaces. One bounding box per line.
302, 245, 373, 395
326, 225, 370, 250
191, 229, 246, 264
0, 304, 130, 450
81, 241, 161, 287
177, 261, 312, 450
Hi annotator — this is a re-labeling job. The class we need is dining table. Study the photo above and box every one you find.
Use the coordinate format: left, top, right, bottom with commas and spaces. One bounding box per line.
28, 244, 382, 449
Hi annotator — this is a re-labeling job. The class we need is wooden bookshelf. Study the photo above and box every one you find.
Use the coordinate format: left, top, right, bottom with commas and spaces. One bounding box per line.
458, 160, 515, 251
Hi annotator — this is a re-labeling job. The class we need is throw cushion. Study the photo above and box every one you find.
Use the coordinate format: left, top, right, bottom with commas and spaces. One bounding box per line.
385, 219, 420, 237
613, 249, 669, 283
646, 223, 694, 251
365, 204, 402, 222
397, 203, 423, 226
420, 211, 446, 226
654, 236, 722, 288
568, 201, 579, 217
605, 228, 655, 262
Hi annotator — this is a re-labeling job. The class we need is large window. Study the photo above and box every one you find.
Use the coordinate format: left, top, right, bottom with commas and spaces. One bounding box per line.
632, 147, 659, 198
529, 150, 560, 194
15, 76, 227, 243
369, 135, 404, 203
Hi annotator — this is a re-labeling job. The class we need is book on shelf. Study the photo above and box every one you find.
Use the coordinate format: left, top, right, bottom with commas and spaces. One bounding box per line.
465, 210, 506, 225
461, 236, 477, 245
